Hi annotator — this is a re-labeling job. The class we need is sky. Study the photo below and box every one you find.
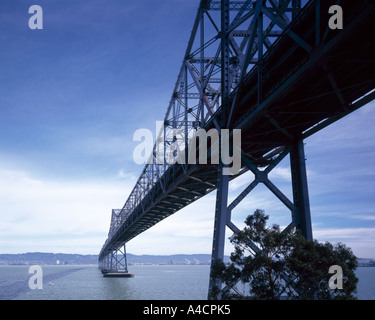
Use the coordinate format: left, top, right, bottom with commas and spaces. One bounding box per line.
0, 0, 374, 259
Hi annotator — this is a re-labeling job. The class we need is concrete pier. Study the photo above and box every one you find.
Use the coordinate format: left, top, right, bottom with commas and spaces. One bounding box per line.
102, 270, 134, 278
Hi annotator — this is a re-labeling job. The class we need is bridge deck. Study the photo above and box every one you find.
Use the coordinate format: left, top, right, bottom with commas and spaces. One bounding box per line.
99, 0, 375, 260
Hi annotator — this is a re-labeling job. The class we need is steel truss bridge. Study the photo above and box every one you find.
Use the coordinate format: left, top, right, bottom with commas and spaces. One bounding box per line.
99, 0, 375, 297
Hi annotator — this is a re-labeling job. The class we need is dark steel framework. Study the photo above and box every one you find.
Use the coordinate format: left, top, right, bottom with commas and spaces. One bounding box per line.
99, 0, 375, 298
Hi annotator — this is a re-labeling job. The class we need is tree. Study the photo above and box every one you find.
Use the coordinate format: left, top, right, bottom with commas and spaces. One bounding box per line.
210, 209, 358, 300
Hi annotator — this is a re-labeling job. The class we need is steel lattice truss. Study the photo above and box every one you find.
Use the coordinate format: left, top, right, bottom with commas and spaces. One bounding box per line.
99, 0, 375, 298
99, 243, 129, 273
101, 0, 306, 254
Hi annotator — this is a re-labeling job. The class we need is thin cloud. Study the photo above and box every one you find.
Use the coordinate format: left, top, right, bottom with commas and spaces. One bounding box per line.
0, 165, 133, 254
354, 215, 375, 221
314, 228, 375, 240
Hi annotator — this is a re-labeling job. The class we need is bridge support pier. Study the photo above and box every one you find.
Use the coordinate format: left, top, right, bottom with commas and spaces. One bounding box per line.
290, 140, 313, 240
208, 140, 313, 298
100, 244, 134, 278
209, 164, 230, 296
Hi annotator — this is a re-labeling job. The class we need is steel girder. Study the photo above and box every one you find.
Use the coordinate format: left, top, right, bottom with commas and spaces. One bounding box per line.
99, 0, 375, 298
208, 0, 375, 297
99, 0, 307, 263
99, 0, 310, 267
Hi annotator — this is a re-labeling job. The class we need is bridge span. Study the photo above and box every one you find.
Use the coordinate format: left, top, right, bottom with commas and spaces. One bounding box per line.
99, 0, 375, 295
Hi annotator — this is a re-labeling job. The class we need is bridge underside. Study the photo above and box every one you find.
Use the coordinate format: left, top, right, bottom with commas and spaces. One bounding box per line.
228, 0, 375, 147
99, 0, 375, 289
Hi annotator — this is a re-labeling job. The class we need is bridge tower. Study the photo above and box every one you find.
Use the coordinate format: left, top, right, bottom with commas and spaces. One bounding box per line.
207, 0, 311, 296
100, 210, 134, 277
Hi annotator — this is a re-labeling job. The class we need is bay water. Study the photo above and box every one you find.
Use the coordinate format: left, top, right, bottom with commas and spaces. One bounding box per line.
0, 265, 374, 300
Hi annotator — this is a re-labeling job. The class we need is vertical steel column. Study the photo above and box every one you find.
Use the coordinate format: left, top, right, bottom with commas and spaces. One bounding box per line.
258, 5, 263, 104
200, 7, 205, 127
292, 0, 301, 19
123, 244, 129, 273
184, 64, 189, 165
315, 0, 321, 46
209, 165, 230, 295
221, 0, 230, 109
110, 250, 114, 271
290, 140, 313, 240
208, 0, 230, 297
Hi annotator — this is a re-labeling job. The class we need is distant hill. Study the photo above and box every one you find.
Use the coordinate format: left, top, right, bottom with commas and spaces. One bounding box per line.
0, 253, 98, 265
127, 253, 220, 265
0, 253, 230, 265
358, 258, 375, 267
1, 253, 372, 266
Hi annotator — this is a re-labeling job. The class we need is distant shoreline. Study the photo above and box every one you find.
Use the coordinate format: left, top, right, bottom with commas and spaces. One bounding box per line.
0, 252, 229, 266
1, 252, 373, 267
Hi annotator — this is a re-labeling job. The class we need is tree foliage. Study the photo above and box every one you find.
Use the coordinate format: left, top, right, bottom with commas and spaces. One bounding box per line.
210, 210, 358, 300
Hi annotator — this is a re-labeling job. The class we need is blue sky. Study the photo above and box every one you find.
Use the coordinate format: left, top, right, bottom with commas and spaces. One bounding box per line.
0, 0, 374, 258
